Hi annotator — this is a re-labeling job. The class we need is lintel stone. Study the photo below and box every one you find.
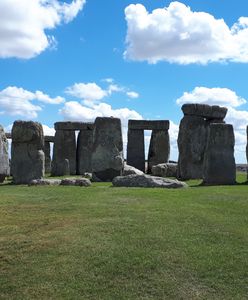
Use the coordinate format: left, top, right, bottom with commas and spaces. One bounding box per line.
54, 122, 94, 131
128, 120, 170, 130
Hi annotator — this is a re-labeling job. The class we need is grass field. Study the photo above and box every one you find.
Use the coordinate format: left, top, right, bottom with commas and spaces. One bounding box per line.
0, 174, 248, 299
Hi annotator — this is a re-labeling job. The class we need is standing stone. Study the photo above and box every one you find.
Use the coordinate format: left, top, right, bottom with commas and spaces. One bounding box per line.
44, 141, 51, 174
147, 130, 170, 173
76, 129, 93, 175
92, 117, 124, 181
127, 129, 145, 172
11, 121, 44, 184
247, 126, 248, 181
177, 116, 207, 180
0, 125, 10, 182
51, 130, 76, 176
203, 124, 236, 185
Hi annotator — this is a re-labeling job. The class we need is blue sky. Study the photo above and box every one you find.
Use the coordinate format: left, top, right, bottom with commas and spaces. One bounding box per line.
1, 0, 248, 162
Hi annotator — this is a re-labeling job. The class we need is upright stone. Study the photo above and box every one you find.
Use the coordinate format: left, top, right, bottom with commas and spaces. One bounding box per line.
76, 129, 93, 175
92, 117, 124, 181
147, 129, 170, 173
177, 116, 207, 180
127, 129, 145, 172
247, 126, 248, 181
11, 121, 44, 184
51, 130, 76, 176
44, 141, 51, 174
0, 125, 10, 182
203, 124, 236, 185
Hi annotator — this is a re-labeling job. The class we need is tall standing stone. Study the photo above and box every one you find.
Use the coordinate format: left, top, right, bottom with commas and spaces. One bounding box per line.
92, 117, 124, 181
51, 130, 76, 176
147, 130, 170, 173
11, 121, 44, 184
44, 141, 51, 174
203, 124, 236, 185
177, 116, 207, 180
0, 125, 9, 182
76, 129, 93, 175
127, 129, 145, 172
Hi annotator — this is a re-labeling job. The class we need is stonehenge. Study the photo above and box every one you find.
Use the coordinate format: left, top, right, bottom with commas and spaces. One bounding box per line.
0, 105, 246, 186
11, 121, 45, 184
127, 120, 170, 172
177, 104, 227, 180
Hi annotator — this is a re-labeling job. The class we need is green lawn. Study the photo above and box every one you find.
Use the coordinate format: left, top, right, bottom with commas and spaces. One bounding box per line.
0, 174, 248, 299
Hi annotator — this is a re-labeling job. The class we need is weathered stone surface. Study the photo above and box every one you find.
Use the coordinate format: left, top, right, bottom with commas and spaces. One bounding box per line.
29, 179, 61, 186
182, 104, 227, 120
76, 129, 93, 175
44, 136, 55, 143
11, 121, 45, 184
112, 174, 187, 188
51, 130, 76, 176
177, 116, 207, 180
45, 141, 51, 174
92, 117, 124, 181
203, 124, 236, 185
54, 122, 94, 131
128, 120, 170, 130
5, 132, 11, 139
123, 164, 144, 176
127, 129, 145, 172
0, 125, 9, 182
60, 178, 91, 186
152, 163, 177, 177
147, 130, 170, 173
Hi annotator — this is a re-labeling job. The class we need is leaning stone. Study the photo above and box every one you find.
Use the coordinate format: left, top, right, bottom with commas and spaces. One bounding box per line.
11, 121, 45, 184
29, 179, 61, 186
60, 178, 91, 186
51, 130, 76, 176
152, 163, 177, 177
177, 116, 207, 180
92, 117, 124, 181
123, 164, 144, 176
112, 174, 187, 188
203, 124, 236, 185
147, 129, 170, 173
0, 125, 10, 183
182, 104, 227, 120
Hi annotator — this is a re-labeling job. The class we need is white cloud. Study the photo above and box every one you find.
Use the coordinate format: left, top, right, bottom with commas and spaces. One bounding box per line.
126, 91, 139, 99
60, 101, 142, 127
42, 124, 55, 136
0, 86, 64, 118
176, 87, 248, 162
176, 87, 246, 107
0, 0, 85, 59
65, 83, 107, 106
124, 2, 248, 64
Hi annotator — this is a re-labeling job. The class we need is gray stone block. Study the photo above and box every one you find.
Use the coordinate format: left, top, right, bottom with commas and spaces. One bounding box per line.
203, 124, 236, 185
92, 117, 124, 181
11, 121, 45, 184
147, 130, 170, 173
127, 129, 145, 172
76, 129, 93, 175
128, 120, 170, 130
54, 122, 94, 131
44, 141, 51, 174
0, 125, 10, 182
182, 104, 227, 120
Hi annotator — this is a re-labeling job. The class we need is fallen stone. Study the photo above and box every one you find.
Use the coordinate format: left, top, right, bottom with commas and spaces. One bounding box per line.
60, 178, 91, 186
182, 104, 227, 120
152, 163, 177, 177
92, 117, 124, 181
112, 174, 187, 188
123, 164, 144, 176
11, 121, 45, 184
0, 125, 10, 183
29, 179, 61, 186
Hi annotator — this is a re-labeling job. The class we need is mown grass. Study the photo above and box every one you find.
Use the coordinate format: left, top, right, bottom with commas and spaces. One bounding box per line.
0, 174, 247, 299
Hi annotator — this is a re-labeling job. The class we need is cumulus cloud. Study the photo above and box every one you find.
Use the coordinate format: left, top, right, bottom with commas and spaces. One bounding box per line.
126, 91, 139, 99
176, 87, 246, 107
124, 1, 248, 64
0, 86, 64, 118
176, 87, 248, 162
0, 0, 85, 59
